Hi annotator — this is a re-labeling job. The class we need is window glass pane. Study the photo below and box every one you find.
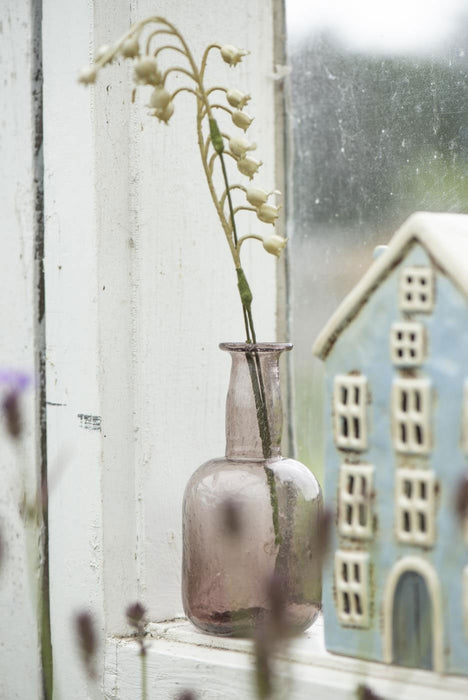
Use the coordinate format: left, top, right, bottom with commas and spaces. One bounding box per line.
286, 1, 468, 479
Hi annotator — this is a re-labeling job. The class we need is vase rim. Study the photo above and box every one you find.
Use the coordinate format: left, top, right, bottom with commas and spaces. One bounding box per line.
219, 342, 293, 353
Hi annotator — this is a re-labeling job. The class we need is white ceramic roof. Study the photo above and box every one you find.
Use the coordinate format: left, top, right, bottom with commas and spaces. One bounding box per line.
312, 211, 468, 360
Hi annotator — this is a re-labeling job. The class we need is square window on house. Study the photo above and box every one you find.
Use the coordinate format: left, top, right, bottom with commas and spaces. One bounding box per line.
333, 375, 368, 451
334, 550, 370, 627
338, 464, 374, 539
399, 266, 434, 313
396, 469, 436, 546
390, 322, 425, 367
392, 378, 431, 454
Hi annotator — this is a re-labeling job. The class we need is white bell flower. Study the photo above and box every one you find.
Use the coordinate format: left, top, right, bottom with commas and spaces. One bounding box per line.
232, 110, 254, 132
246, 188, 268, 207
134, 57, 162, 85
152, 101, 174, 123
220, 45, 249, 66
95, 44, 112, 62
262, 234, 287, 257
229, 136, 256, 159
226, 89, 251, 109
121, 37, 140, 58
257, 204, 280, 225
149, 86, 172, 109
78, 65, 97, 85
237, 157, 262, 180
245, 188, 281, 207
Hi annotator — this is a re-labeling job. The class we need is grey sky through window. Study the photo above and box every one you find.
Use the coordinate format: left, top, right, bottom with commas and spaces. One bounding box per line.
286, 1, 468, 476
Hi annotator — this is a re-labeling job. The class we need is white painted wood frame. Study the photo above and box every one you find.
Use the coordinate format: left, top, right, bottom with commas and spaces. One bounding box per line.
0, 1, 44, 697
42, 0, 279, 696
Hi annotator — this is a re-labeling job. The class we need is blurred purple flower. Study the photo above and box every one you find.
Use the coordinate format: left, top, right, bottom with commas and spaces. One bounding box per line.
0, 369, 33, 440
454, 473, 468, 525
0, 369, 32, 392
74, 610, 98, 680
356, 683, 382, 699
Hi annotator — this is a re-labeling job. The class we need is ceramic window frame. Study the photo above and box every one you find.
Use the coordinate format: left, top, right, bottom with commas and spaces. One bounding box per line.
399, 266, 434, 312
395, 468, 436, 546
390, 321, 425, 367
335, 550, 370, 627
392, 378, 431, 454
338, 464, 374, 540
333, 375, 368, 451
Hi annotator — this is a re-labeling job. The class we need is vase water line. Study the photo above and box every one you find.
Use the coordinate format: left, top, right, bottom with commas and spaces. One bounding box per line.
182, 343, 322, 636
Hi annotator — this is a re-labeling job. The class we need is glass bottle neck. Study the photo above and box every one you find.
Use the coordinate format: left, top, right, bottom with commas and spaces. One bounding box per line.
221, 343, 291, 461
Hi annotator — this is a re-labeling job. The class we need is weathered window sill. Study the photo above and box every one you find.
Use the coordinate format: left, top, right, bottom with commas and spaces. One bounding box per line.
104, 615, 468, 699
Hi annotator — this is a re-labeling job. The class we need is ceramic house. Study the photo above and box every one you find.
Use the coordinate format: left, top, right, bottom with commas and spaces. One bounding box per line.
312, 212, 468, 675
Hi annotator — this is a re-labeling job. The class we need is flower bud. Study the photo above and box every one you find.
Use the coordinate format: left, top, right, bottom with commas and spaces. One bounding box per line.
152, 101, 174, 124
220, 45, 249, 66
257, 204, 281, 225
149, 86, 172, 109
263, 234, 287, 257
237, 157, 262, 180
232, 110, 254, 132
229, 136, 256, 158
226, 89, 251, 109
134, 57, 162, 85
121, 37, 140, 58
78, 65, 97, 85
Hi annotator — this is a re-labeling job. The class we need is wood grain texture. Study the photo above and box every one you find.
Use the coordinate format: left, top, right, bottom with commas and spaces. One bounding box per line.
0, 1, 43, 697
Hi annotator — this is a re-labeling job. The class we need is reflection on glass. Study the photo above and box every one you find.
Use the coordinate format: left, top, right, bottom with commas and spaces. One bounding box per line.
286, 1, 468, 479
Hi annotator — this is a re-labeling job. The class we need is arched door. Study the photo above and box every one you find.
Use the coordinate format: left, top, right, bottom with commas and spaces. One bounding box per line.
392, 570, 433, 669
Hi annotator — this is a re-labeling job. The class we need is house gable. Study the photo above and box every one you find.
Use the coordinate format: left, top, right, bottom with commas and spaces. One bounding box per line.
313, 212, 468, 360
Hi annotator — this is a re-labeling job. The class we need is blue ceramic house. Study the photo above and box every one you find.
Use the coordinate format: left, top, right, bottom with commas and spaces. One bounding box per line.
312, 212, 468, 675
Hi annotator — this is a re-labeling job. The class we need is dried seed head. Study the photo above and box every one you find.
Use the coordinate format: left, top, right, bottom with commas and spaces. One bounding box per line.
221, 497, 243, 537
262, 234, 287, 257
75, 611, 98, 679
265, 573, 288, 636
315, 506, 333, 568
121, 37, 140, 58
256, 204, 280, 225
126, 601, 147, 628
220, 45, 249, 66
3, 391, 22, 439
226, 89, 251, 109
237, 156, 262, 180
232, 110, 254, 132
356, 683, 383, 700
454, 474, 468, 523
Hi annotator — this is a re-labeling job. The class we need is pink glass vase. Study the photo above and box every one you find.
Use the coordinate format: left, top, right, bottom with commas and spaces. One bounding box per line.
182, 343, 322, 636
